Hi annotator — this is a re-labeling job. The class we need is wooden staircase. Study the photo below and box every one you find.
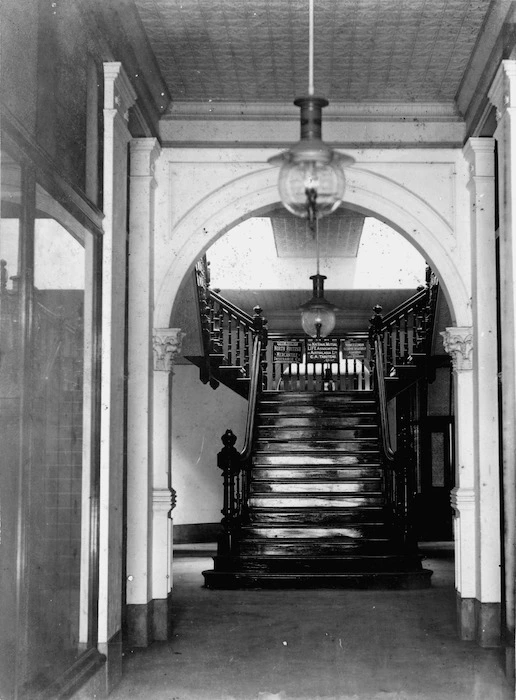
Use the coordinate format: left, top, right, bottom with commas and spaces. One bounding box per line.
203, 390, 432, 589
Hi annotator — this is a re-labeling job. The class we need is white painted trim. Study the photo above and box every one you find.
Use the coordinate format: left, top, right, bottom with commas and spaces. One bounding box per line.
154, 163, 471, 330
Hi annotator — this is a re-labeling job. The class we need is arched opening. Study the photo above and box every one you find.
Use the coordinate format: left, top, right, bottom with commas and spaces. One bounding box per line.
155, 166, 470, 331
169, 203, 456, 567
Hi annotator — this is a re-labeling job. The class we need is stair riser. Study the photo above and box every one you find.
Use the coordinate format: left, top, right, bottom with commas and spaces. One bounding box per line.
214, 556, 423, 574
260, 391, 374, 403
257, 416, 377, 427
255, 440, 379, 452
256, 427, 378, 440
250, 482, 382, 495
242, 526, 387, 539
254, 453, 381, 466
252, 467, 383, 480
203, 571, 432, 590
249, 496, 384, 508
249, 510, 387, 526
238, 541, 393, 556
258, 404, 376, 415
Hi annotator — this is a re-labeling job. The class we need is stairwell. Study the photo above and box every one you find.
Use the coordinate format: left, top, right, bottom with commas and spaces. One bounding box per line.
203, 390, 432, 589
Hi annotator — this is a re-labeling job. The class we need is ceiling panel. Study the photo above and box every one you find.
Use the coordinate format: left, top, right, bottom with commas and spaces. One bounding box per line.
134, 0, 491, 105
270, 207, 365, 258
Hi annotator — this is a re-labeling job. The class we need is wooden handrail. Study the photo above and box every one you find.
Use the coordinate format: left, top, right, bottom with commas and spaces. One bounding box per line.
216, 334, 263, 553
209, 289, 254, 326
373, 334, 395, 463
239, 335, 262, 462
381, 287, 427, 326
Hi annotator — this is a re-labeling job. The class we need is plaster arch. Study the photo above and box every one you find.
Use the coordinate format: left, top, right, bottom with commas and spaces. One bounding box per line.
155, 165, 470, 329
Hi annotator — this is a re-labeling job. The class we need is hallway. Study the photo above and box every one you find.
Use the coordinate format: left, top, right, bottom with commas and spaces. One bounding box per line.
110, 545, 512, 700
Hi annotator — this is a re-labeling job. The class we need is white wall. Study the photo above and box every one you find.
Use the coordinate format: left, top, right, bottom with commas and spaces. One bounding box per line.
171, 364, 248, 525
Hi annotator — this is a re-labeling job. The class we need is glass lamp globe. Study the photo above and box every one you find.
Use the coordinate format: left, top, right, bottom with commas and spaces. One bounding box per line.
277, 151, 347, 219
269, 96, 354, 220
300, 275, 337, 339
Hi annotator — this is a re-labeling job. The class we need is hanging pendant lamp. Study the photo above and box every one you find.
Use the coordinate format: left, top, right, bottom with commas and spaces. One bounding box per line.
268, 0, 354, 225
299, 217, 337, 338
300, 273, 337, 339
268, 0, 346, 337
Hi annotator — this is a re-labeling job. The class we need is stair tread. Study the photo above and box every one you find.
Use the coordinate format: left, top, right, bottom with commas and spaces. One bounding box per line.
207, 385, 430, 589
216, 553, 419, 561
203, 571, 431, 579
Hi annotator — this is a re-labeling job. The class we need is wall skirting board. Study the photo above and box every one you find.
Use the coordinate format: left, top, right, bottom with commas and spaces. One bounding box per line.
126, 593, 173, 648
174, 522, 223, 543
97, 629, 123, 695
456, 594, 501, 647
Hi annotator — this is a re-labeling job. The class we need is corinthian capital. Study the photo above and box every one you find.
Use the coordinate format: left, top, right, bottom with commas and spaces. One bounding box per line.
153, 328, 185, 372
440, 326, 473, 371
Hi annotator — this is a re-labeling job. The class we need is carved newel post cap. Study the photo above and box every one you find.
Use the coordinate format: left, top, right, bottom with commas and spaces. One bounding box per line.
221, 429, 237, 449
369, 305, 384, 336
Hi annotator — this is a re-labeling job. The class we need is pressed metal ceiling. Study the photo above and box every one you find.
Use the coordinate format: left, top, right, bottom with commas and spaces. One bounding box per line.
270, 208, 365, 258
134, 0, 492, 105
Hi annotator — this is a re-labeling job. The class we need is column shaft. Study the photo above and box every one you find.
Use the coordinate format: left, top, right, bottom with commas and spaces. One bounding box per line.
489, 61, 516, 654
98, 62, 136, 691
126, 138, 160, 646
464, 138, 501, 647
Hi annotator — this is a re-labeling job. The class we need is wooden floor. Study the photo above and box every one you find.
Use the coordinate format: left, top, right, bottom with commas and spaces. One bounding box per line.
110, 543, 513, 700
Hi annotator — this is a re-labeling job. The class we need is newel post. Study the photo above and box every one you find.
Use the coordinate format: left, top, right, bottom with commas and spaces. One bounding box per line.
217, 429, 241, 555
252, 305, 269, 388
369, 304, 384, 335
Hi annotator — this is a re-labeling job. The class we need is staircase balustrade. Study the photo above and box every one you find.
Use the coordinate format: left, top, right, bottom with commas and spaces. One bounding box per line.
369, 308, 421, 550
217, 334, 263, 554
263, 333, 371, 392
375, 268, 439, 374
194, 257, 269, 393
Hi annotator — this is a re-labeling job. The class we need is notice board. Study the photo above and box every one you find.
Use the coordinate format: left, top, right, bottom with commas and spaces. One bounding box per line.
306, 338, 339, 363
272, 340, 304, 363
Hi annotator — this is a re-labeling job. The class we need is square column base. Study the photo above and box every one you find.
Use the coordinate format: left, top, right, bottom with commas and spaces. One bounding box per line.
456, 593, 501, 647
126, 593, 173, 647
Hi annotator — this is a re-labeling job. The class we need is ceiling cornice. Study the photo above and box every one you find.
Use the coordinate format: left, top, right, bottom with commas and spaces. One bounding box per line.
457, 0, 516, 137
94, 0, 171, 137
160, 100, 465, 149
163, 100, 461, 122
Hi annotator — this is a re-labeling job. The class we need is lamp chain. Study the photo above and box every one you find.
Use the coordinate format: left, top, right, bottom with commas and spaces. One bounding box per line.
315, 216, 320, 276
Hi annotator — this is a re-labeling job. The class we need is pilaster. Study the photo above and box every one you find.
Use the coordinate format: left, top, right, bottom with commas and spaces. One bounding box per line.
488, 60, 516, 652
151, 328, 185, 638
126, 138, 161, 647
98, 61, 136, 692
463, 138, 501, 648
441, 327, 477, 640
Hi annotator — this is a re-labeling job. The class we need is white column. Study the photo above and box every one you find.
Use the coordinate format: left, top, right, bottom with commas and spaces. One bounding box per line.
152, 328, 185, 635
441, 327, 477, 640
463, 138, 501, 647
489, 60, 516, 652
125, 138, 161, 645
98, 61, 136, 676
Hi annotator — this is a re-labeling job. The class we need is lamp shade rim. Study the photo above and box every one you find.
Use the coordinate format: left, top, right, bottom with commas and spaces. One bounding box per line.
299, 296, 338, 311
268, 141, 355, 167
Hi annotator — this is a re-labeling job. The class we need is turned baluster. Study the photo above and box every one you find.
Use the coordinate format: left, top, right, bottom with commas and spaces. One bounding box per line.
244, 328, 251, 376
400, 313, 407, 361
236, 318, 242, 368
227, 312, 233, 365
